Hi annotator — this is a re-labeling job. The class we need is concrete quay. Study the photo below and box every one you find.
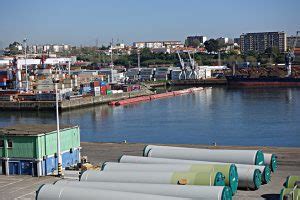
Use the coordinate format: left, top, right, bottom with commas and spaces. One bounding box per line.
169, 78, 227, 86
81, 142, 300, 200
0, 89, 153, 111
0, 142, 299, 200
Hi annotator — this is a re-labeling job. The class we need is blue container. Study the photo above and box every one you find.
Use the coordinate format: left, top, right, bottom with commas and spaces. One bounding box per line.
9, 161, 20, 175
0, 71, 7, 75
100, 81, 107, 86
20, 161, 33, 175
43, 148, 80, 175
83, 86, 91, 92
0, 82, 7, 87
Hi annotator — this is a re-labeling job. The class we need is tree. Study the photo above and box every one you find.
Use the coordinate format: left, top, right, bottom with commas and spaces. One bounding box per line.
204, 39, 219, 53
140, 48, 153, 61
264, 47, 282, 65
184, 39, 189, 47
265, 47, 280, 57
115, 57, 129, 66
190, 39, 201, 48
99, 45, 109, 50
245, 50, 258, 58
7, 41, 21, 55
246, 56, 257, 66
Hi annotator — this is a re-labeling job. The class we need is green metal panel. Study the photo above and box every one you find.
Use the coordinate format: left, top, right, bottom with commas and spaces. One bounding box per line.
170, 171, 225, 186
0, 136, 5, 157
6, 136, 37, 158
44, 127, 80, 156
1, 126, 80, 160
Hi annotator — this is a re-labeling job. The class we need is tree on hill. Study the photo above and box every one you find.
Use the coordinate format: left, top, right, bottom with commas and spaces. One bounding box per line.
185, 39, 201, 48
7, 41, 22, 55
204, 39, 219, 53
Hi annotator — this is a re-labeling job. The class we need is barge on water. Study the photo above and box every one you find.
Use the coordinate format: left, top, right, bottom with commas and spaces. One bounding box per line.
226, 76, 300, 87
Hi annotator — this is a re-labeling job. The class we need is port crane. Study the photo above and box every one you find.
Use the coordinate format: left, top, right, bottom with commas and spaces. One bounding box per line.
187, 51, 198, 79
177, 51, 187, 80
177, 50, 199, 80
286, 31, 299, 77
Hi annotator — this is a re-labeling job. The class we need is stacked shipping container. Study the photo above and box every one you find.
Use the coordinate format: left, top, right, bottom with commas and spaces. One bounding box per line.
0, 71, 8, 88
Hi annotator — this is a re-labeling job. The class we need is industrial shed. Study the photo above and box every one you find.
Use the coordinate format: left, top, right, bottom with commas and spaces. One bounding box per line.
0, 124, 80, 176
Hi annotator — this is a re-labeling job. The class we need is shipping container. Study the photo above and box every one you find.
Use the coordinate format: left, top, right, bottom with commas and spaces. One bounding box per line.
0, 95, 14, 101
17, 94, 36, 101
100, 81, 107, 86
90, 81, 100, 87
100, 88, 107, 95
36, 93, 57, 101
0, 71, 8, 76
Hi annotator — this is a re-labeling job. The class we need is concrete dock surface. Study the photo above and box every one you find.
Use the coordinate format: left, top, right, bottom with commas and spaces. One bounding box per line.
0, 142, 299, 200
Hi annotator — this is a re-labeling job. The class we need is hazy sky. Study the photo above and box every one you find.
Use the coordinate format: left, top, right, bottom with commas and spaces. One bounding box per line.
0, 0, 299, 48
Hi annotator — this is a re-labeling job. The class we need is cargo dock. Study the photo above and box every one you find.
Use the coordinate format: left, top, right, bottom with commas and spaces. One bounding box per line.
169, 78, 227, 86
0, 89, 153, 111
1, 142, 299, 200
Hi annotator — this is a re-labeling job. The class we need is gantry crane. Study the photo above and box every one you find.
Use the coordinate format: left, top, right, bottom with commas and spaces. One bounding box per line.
177, 50, 199, 80
286, 31, 300, 77
177, 51, 187, 80
187, 51, 198, 79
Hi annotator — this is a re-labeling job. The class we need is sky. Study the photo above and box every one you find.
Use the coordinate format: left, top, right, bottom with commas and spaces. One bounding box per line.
0, 0, 299, 48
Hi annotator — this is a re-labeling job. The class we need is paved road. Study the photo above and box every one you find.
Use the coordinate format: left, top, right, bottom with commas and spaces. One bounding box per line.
0, 142, 299, 199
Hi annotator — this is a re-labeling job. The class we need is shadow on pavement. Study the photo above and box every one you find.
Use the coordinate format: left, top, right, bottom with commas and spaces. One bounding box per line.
261, 194, 280, 200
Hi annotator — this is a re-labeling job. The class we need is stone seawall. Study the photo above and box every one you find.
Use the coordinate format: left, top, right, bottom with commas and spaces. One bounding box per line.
0, 90, 153, 111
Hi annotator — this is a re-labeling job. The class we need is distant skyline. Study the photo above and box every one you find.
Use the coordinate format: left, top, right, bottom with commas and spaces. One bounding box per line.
0, 0, 299, 48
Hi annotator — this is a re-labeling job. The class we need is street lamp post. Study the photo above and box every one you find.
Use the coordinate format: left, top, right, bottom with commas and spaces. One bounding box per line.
23, 38, 28, 92
53, 78, 63, 177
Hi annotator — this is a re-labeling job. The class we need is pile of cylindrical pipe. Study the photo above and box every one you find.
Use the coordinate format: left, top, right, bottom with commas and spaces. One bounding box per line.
80, 170, 226, 187
139, 145, 277, 189
115, 96, 151, 106
110, 87, 204, 106
36, 144, 278, 200
37, 181, 232, 200
150, 91, 175, 100
101, 162, 238, 194
280, 175, 300, 200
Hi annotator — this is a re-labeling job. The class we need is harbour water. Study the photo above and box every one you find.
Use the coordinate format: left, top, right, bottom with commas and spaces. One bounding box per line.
0, 87, 299, 147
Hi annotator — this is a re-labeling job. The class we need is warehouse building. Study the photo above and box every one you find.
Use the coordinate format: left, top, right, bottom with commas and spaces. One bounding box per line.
0, 124, 80, 176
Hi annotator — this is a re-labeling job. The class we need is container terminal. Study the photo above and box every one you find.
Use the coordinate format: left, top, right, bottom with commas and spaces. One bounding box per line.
0, 52, 230, 111
2, 39, 300, 111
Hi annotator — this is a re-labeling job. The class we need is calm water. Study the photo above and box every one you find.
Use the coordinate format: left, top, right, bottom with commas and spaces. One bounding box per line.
0, 87, 300, 147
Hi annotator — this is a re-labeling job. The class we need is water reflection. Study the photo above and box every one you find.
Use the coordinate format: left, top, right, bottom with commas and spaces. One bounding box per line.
0, 87, 299, 147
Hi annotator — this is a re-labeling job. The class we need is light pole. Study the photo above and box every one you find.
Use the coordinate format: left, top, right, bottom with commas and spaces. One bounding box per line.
23, 38, 28, 92
53, 78, 63, 177
137, 49, 141, 82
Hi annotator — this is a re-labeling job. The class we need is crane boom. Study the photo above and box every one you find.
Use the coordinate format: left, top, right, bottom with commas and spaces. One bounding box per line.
177, 51, 185, 69
292, 31, 300, 52
286, 31, 299, 77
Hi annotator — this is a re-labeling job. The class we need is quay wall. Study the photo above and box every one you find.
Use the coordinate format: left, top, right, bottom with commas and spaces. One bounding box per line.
0, 90, 153, 111
169, 79, 227, 86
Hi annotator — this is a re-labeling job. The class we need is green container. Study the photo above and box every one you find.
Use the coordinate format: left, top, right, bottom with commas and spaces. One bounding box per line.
171, 171, 225, 186
284, 176, 300, 188
280, 188, 300, 200
106, 90, 112, 95
189, 164, 238, 195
